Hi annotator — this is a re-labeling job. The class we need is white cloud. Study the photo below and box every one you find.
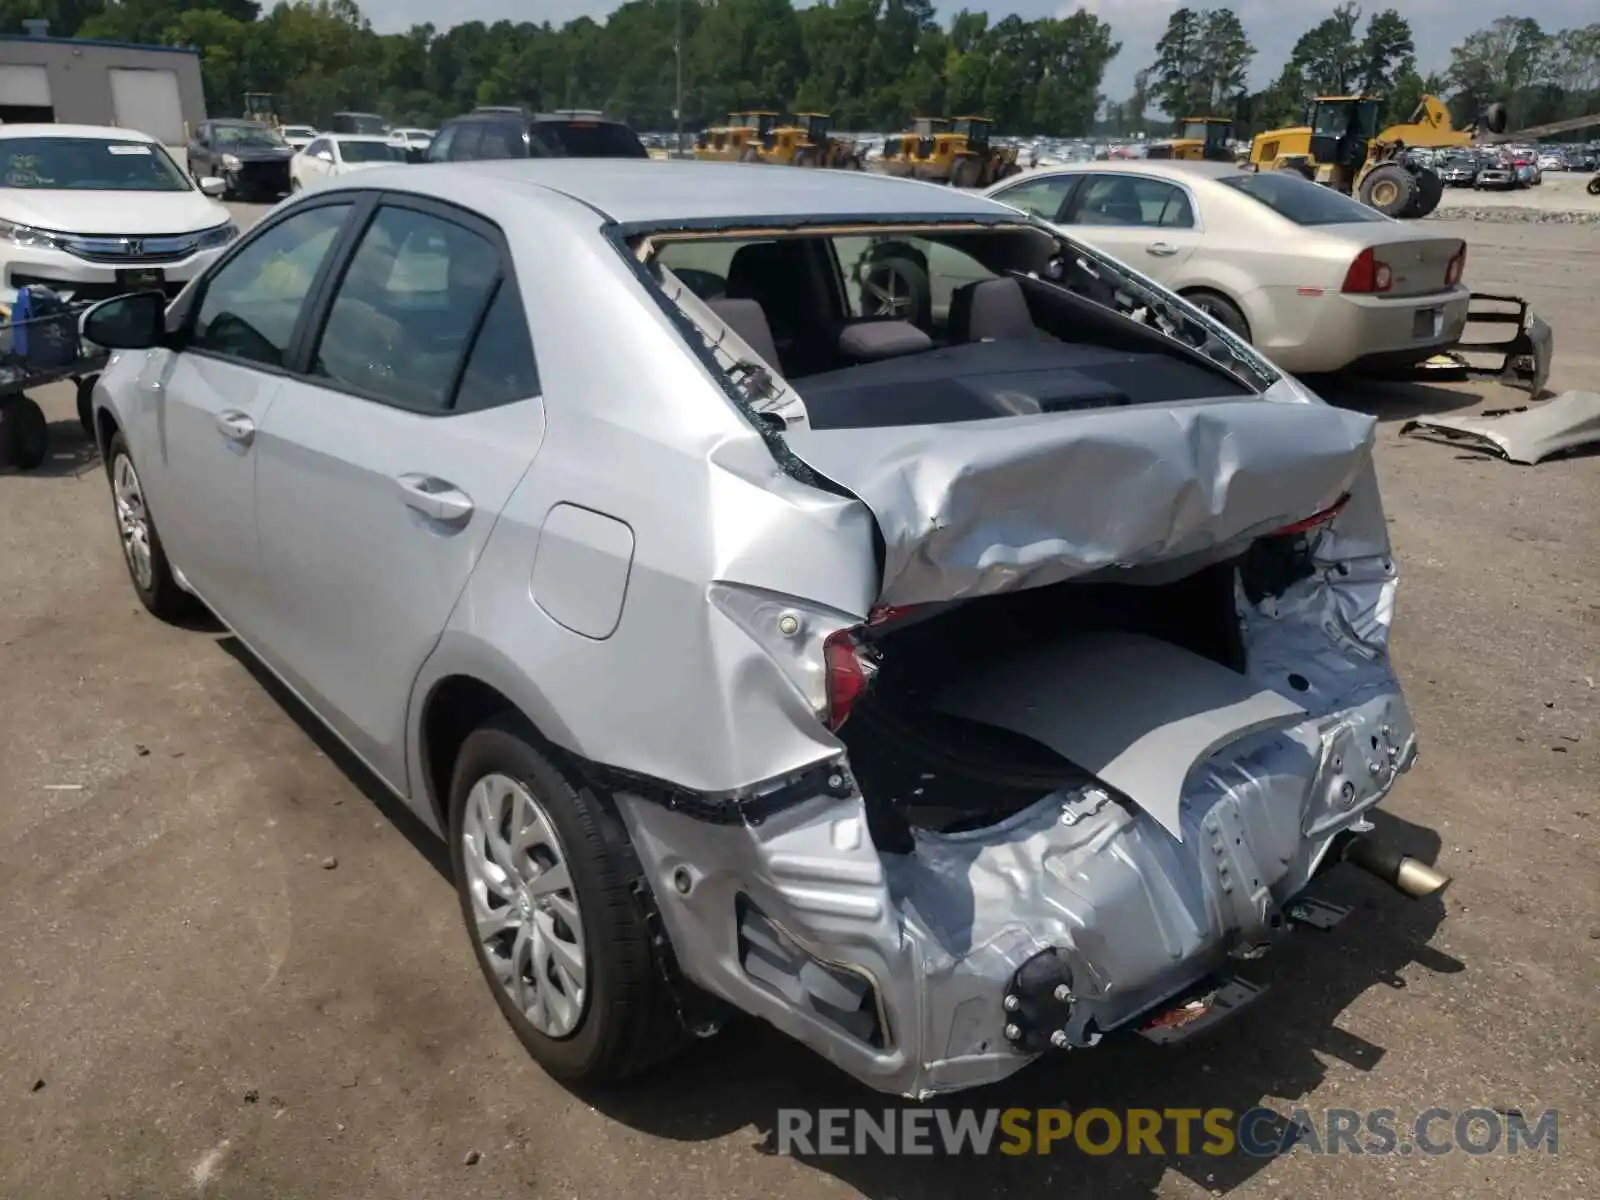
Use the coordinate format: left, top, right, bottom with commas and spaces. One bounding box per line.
359, 0, 1597, 98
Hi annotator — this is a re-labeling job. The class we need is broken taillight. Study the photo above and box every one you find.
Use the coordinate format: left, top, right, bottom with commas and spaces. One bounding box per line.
1341, 248, 1392, 295
1272, 492, 1351, 537
823, 628, 876, 730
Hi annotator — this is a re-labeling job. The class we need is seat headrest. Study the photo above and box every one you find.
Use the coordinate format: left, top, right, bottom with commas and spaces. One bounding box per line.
948, 278, 1035, 344
706, 296, 779, 368
837, 319, 933, 363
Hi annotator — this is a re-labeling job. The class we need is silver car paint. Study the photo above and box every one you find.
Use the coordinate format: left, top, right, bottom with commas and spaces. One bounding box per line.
98, 161, 1416, 1096
1401, 389, 1600, 465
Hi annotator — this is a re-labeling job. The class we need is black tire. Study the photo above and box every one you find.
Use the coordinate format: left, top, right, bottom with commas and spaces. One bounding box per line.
950, 156, 982, 189
739, 145, 760, 164
1588, 175, 1600, 196
794, 147, 818, 168
0, 394, 48, 470
1359, 164, 1417, 217
104, 431, 195, 621
1483, 102, 1508, 135
77, 375, 97, 440
1183, 289, 1252, 341
1408, 168, 1444, 218
447, 714, 683, 1084
1287, 160, 1316, 181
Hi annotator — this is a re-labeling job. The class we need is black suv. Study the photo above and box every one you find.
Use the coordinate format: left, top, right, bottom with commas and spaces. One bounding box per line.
424, 108, 649, 163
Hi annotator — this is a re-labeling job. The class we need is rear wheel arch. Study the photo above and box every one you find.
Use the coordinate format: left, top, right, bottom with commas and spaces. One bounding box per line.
1179, 286, 1254, 342
96, 406, 121, 462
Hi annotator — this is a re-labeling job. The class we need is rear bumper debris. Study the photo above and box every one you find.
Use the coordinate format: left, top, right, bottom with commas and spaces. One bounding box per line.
1401, 389, 1600, 465
1382, 293, 1553, 395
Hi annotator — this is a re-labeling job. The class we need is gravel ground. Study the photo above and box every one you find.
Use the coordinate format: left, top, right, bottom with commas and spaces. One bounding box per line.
0, 212, 1595, 1199
1432, 174, 1600, 224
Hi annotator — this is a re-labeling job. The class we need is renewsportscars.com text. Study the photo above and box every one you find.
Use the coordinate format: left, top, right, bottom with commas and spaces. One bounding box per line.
776, 1106, 1560, 1158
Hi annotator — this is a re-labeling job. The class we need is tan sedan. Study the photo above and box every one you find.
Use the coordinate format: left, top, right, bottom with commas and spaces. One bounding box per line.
985, 160, 1470, 375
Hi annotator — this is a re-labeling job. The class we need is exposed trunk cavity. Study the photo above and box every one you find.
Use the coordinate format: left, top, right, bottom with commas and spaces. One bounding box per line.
840, 558, 1256, 853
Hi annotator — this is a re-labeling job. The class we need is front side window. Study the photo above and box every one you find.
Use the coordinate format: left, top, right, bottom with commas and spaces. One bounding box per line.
191, 203, 353, 367
311, 204, 502, 412
448, 123, 483, 161
990, 174, 1077, 222
425, 124, 456, 162
0, 137, 191, 192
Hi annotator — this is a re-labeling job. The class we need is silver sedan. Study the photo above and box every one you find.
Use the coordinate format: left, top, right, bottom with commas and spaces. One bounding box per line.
985, 159, 1471, 375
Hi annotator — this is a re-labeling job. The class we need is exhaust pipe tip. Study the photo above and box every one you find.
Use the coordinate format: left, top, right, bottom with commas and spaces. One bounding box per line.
1338, 833, 1452, 899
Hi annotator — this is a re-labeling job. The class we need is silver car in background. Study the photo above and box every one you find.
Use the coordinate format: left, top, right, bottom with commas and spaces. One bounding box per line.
83, 161, 1434, 1098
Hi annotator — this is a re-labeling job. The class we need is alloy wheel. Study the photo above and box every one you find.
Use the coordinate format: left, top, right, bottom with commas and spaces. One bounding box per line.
461, 772, 588, 1039
112, 453, 154, 592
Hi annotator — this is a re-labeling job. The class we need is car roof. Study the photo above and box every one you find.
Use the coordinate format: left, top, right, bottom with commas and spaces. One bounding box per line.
999, 159, 1243, 186
0, 123, 157, 142
388, 159, 1019, 226
330, 134, 394, 143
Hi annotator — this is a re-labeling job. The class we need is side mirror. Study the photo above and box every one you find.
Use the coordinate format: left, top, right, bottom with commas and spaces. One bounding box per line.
198, 176, 226, 198
82, 291, 168, 350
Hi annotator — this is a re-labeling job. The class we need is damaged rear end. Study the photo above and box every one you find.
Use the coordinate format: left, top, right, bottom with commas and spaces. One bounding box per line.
613, 218, 1432, 1098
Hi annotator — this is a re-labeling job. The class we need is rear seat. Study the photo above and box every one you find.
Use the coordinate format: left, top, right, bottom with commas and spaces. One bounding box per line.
706, 297, 780, 367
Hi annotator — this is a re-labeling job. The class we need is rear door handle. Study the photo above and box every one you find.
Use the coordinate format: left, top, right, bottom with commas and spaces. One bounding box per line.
396, 473, 475, 525
1146, 242, 1180, 257
215, 410, 256, 446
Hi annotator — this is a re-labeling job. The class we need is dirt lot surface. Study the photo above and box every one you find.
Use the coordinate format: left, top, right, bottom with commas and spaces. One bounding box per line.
1, 210, 1595, 1199
1434, 172, 1599, 216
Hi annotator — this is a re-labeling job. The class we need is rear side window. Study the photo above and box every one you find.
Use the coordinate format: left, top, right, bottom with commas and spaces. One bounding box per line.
311, 204, 501, 412
454, 282, 540, 411
529, 120, 648, 158
1220, 171, 1388, 225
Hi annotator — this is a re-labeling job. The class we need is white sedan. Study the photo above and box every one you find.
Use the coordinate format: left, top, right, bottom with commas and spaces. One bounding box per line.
290, 134, 407, 190
280, 124, 319, 151
985, 160, 1470, 375
0, 123, 236, 304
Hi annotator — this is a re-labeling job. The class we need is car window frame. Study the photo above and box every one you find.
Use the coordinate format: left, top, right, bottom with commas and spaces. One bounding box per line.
1060, 171, 1204, 232
171, 192, 367, 378
295, 190, 537, 416
988, 172, 1083, 223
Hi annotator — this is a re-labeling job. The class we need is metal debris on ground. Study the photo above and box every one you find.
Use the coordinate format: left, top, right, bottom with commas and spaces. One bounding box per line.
1400, 390, 1600, 465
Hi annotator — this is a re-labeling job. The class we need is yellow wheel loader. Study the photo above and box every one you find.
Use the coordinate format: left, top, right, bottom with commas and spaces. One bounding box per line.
1248, 94, 1508, 219
877, 116, 1020, 187
1145, 117, 1236, 163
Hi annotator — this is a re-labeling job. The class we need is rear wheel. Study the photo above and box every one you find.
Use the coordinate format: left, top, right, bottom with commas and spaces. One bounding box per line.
1359, 164, 1417, 217
448, 715, 683, 1083
794, 147, 818, 168
1183, 290, 1252, 342
739, 145, 760, 164
1588, 175, 1600, 196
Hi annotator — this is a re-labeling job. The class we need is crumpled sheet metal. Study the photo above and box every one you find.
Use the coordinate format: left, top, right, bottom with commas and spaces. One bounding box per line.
784, 398, 1377, 607
1400, 390, 1600, 465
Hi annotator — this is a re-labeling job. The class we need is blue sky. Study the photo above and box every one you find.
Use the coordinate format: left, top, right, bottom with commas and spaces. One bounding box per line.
364, 1, 1594, 99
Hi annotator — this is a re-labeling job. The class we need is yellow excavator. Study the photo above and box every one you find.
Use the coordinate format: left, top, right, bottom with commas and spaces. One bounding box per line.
878, 116, 1020, 187
1249, 94, 1506, 218
1145, 117, 1236, 162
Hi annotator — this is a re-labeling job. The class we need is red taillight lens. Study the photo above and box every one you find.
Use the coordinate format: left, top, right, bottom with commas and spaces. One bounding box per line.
1444, 245, 1466, 286
823, 629, 873, 730
1341, 248, 1392, 295
1273, 493, 1351, 537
